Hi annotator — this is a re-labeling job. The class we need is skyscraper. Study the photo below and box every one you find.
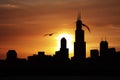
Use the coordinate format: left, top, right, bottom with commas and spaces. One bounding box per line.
60, 37, 69, 59
100, 40, 108, 57
73, 15, 86, 62
54, 37, 69, 63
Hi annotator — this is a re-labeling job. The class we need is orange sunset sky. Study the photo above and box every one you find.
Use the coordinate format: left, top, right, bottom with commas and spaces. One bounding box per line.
0, 0, 120, 59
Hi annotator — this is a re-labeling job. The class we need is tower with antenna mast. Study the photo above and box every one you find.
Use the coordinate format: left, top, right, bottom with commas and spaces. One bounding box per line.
73, 12, 90, 63
100, 37, 108, 57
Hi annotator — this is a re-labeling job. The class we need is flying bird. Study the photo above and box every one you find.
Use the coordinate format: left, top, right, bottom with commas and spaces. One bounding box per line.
82, 24, 91, 32
44, 33, 55, 36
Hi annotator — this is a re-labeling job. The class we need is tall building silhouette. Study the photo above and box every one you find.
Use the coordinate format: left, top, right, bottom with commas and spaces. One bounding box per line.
60, 37, 69, 59
100, 40, 108, 57
54, 37, 69, 63
73, 14, 86, 62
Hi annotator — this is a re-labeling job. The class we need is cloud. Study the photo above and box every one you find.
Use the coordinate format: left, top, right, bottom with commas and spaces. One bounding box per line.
0, 0, 120, 26
0, 0, 120, 40
0, 4, 18, 9
0, 0, 120, 29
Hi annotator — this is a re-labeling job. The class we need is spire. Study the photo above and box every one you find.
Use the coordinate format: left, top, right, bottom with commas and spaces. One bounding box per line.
101, 36, 107, 41
76, 11, 82, 30
105, 36, 106, 41
77, 11, 81, 20
101, 37, 103, 41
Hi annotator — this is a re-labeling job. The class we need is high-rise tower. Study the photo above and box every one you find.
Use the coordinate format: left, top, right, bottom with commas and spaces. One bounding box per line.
73, 15, 86, 62
100, 40, 108, 57
54, 37, 69, 63
60, 37, 69, 59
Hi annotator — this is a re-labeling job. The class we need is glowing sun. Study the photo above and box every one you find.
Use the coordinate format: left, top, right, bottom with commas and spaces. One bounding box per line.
56, 33, 74, 53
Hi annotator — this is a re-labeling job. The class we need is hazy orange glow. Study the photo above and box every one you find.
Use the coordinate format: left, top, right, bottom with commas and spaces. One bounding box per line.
56, 33, 74, 56
0, 0, 120, 59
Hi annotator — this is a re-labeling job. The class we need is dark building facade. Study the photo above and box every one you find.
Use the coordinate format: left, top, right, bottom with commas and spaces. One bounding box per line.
54, 37, 69, 63
100, 40, 108, 57
28, 51, 52, 65
6, 50, 17, 61
60, 37, 69, 59
90, 49, 99, 59
73, 16, 86, 62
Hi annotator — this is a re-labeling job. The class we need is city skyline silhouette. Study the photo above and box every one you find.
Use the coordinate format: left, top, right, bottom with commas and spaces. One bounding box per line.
1, 1, 120, 80
0, 0, 120, 60
0, 14, 120, 76
0, 13, 119, 60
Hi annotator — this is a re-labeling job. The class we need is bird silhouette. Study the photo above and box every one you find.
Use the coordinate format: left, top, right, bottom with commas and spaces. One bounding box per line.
44, 33, 55, 36
82, 23, 91, 32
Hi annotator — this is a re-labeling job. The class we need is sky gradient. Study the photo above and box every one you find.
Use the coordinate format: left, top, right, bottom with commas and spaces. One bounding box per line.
0, 0, 120, 59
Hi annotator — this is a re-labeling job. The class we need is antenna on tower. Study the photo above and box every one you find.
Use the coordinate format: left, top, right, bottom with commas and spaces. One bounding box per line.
76, 10, 91, 32
105, 36, 107, 41
101, 37, 103, 41
77, 11, 81, 20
